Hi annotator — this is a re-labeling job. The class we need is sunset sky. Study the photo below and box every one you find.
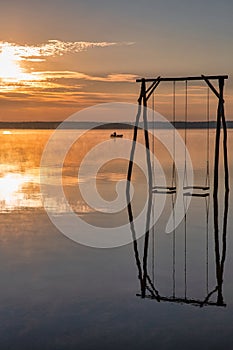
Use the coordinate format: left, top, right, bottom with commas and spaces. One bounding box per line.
0, 0, 232, 121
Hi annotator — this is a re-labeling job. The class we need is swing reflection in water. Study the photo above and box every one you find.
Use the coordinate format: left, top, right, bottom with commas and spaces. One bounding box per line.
128, 188, 229, 308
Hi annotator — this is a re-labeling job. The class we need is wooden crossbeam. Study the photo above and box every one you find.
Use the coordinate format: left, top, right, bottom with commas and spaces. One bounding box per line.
136, 75, 228, 83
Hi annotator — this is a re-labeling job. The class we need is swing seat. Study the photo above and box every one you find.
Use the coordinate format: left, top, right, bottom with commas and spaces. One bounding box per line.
183, 192, 209, 197
183, 186, 210, 191
153, 186, 176, 191
152, 189, 176, 195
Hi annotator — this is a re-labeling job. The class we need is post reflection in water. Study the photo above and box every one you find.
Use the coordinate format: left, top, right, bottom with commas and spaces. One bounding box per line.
128, 189, 229, 308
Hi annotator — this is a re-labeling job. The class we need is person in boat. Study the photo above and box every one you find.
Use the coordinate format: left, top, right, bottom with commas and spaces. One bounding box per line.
111, 131, 123, 137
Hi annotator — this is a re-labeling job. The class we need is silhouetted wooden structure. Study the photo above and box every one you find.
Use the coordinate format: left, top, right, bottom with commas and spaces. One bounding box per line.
127, 74, 229, 307
127, 75, 229, 196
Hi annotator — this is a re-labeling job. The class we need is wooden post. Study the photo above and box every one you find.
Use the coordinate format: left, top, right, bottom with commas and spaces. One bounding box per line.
213, 80, 222, 197
202, 75, 229, 195
142, 193, 153, 298
127, 200, 144, 296
213, 192, 222, 304
213, 189, 229, 306
142, 80, 153, 190
126, 82, 143, 185
127, 78, 153, 190
220, 79, 229, 192
127, 190, 153, 299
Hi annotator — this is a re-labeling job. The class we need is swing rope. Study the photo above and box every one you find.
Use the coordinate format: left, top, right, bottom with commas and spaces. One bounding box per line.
184, 193, 187, 299
152, 83, 176, 193
183, 83, 188, 298
183, 80, 188, 189
152, 91, 155, 184
205, 88, 210, 189
205, 194, 210, 295
152, 93, 155, 285
183, 81, 188, 299
172, 192, 176, 298
172, 81, 176, 189
183, 82, 210, 194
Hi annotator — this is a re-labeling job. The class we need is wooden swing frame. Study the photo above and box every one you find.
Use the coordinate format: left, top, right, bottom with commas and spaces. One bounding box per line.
127, 75, 229, 196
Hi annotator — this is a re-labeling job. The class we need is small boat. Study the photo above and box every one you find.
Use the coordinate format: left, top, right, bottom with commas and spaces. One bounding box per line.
110, 132, 123, 138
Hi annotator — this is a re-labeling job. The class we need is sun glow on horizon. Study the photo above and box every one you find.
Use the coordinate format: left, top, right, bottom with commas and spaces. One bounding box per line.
0, 40, 138, 98
0, 44, 40, 84
0, 46, 24, 80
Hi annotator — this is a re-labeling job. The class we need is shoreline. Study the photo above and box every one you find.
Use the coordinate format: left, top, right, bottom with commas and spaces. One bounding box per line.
0, 121, 233, 129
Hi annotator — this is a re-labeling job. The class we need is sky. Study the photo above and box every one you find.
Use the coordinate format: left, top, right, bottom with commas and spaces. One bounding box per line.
0, 0, 232, 121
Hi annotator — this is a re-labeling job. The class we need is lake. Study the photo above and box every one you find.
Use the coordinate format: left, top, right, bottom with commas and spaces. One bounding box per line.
0, 128, 232, 349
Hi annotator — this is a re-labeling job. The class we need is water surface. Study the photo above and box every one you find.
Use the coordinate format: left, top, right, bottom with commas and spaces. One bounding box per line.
0, 129, 232, 349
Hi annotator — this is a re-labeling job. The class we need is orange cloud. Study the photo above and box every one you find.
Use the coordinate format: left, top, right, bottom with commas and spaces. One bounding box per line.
0, 40, 134, 61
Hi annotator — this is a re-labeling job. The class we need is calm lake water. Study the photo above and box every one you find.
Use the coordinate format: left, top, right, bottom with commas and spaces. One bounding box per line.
0, 129, 232, 349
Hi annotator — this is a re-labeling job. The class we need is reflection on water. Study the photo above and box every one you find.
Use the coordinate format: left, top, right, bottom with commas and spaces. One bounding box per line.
0, 130, 134, 214
130, 188, 229, 307
0, 128, 230, 229
0, 129, 230, 213
0, 173, 40, 212
0, 130, 148, 225
0, 130, 48, 212
0, 128, 231, 231
0, 128, 232, 349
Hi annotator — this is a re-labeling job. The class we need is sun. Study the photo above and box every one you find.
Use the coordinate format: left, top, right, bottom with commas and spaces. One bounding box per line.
0, 46, 24, 81
0, 44, 44, 85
